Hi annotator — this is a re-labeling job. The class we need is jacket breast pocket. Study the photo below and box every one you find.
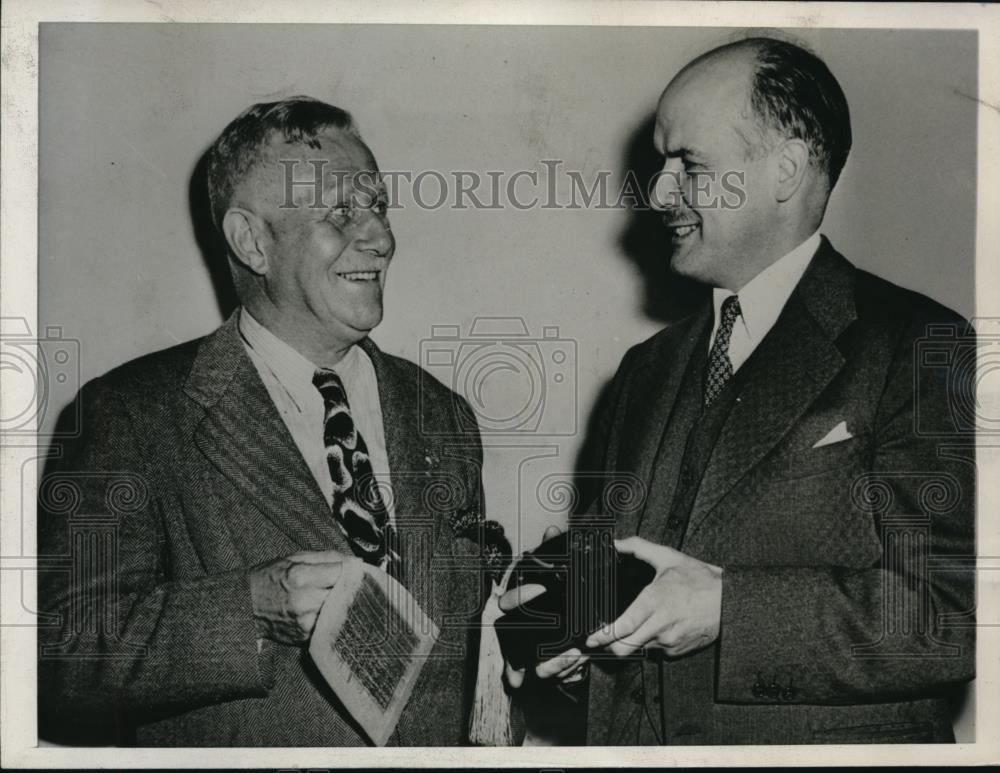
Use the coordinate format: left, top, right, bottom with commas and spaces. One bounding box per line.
711, 436, 879, 566
765, 434, 870, 482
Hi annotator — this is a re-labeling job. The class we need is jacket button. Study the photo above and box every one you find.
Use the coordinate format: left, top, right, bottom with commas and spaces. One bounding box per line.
630, 688, 644, 704
667, 516, 681, 529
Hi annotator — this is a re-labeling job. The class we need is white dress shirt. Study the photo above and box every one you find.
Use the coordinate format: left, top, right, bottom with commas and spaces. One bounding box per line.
238, 308, 396, 525
709, 231, 821, 373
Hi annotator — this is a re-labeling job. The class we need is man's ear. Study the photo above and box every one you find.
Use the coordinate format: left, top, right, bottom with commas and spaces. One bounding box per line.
221, 208, 270, 275
774, 138, 810, 203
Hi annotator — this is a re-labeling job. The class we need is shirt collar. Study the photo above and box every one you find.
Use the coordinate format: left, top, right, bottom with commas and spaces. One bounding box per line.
712, 230, 821, 341
238, 308, 361, 409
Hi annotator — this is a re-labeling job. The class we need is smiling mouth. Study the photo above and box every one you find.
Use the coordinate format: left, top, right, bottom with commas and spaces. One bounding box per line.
336, 270, 381, 282
666, 222, 700, 239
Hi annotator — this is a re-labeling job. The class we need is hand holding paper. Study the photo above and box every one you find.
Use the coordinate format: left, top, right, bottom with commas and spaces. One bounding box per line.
308, 559, 439, 746
249, 548, 347, 645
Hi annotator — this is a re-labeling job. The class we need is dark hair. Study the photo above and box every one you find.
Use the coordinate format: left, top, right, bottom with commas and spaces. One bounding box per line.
739, 37, 852, 188
206, 96, 359, 231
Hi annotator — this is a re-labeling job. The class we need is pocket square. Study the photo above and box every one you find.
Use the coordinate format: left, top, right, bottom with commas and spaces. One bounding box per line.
812, 420, 852, 448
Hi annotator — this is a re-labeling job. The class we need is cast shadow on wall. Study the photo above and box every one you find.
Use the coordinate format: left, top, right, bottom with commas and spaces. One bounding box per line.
617, 113, 708, 327
573, 113, 709, 513
190, 148, 240, 318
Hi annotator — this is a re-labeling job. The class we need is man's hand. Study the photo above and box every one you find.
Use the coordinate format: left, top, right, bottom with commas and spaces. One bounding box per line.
249, 549, 347, 645
586, 536, 722, 658
498, 525, 589, 688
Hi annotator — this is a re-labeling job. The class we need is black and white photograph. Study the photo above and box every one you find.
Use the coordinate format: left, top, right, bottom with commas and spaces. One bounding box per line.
1, 0, 998, 767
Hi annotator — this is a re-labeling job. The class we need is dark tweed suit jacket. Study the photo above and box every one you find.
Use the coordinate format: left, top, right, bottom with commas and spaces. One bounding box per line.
584, 238, 975, 744
37, 311, 488, 746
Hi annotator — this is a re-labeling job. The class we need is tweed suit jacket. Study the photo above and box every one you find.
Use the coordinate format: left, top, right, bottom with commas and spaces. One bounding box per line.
37, 311, 488, 746
584, 238, 975, 744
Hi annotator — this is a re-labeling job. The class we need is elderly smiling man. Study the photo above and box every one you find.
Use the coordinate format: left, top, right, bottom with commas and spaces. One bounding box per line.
38, 97, 501, 747
503, 36, 976, 745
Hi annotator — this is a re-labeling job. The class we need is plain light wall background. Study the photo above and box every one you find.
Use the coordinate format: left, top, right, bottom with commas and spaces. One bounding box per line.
38, 23, 978, 532
38, 23, 977, 737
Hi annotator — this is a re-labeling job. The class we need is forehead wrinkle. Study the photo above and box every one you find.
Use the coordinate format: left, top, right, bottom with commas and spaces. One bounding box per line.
241, 128, 381, 214
322, 167, 384, 200
313, 133, 381, 201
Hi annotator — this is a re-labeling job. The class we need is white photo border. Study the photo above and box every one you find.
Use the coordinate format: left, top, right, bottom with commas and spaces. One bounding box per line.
3, 0, 999, 767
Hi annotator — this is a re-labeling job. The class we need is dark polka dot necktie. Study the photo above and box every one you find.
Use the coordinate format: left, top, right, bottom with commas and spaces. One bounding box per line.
313, 367, 400, 578
704, 294, 742, 408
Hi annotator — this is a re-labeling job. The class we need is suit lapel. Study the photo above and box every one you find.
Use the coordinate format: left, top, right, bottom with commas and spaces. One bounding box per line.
359, 338, 427, 522
620, 306, 711, 528
687, 239, 858, 535
359, 338, 439, 613
186, 312, 351, 553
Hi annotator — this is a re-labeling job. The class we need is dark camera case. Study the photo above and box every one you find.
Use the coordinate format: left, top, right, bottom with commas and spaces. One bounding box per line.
495, 529, 655, 669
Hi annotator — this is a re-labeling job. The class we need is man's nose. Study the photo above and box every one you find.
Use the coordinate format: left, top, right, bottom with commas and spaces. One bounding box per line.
651, 159, 686, 211
355, 211, 394, 258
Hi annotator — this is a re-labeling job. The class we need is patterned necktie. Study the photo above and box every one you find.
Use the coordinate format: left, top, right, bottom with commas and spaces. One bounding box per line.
704, 294, 742, 407
313, 367, 400, 578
